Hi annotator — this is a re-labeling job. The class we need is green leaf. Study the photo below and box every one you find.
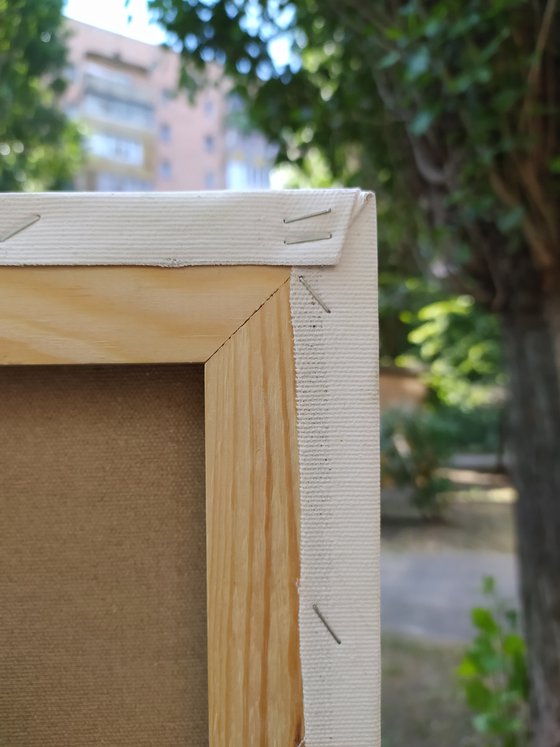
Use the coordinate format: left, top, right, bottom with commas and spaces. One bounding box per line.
505, 609, 519, 628
405, 46, 430, 80
447, 73, 476, 94
482, 576, 496, 595
457, 656, 479, 678
384, 27, 404, 42
410, 109, 435, 135
465, 680, 493, 711
378, 50, 401, 69
472, 712, 492, 733
423, 18, 442, 38
503, 634, 525, 656
471, 607, 499, 634
497, 206, 525, 233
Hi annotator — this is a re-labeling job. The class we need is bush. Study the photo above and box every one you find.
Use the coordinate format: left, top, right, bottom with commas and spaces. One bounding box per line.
381, 407, 456, 517
439, 404, 504, 455
458, 577, 529, 746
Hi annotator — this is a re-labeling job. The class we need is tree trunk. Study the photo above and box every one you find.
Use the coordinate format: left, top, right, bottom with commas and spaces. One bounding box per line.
504, 300, 560, 747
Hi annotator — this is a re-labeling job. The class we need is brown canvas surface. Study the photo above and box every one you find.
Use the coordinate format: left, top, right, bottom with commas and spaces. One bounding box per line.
0, 364, 208, 746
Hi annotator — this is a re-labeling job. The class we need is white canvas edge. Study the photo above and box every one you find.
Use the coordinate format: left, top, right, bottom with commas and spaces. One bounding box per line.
291, 193, 379, 746
0, 189, 364, 266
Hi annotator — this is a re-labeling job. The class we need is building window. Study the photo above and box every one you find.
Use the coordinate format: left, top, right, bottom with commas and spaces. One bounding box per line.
85, 62, 132, 86
160, 160, 172, 180
204, 134, 215, 153
162, 88, 175, 102
204, 99, 215, 116
160, 123, 171, 143
83, 92, 154, 129
259, 169, 270, 188
96, 172, 153, 192
226, 159, 270, 190
205, 171, 215, 189
87, 132, 144, 166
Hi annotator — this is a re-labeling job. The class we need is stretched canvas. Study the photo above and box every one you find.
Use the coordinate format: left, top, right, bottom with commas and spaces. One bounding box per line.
0, 189, 379, 747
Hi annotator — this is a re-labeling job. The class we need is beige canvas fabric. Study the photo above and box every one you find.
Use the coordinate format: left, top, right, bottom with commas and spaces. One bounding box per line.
291, 194, 379, 745
0, 364, 207, 747
0, 190, 362, 266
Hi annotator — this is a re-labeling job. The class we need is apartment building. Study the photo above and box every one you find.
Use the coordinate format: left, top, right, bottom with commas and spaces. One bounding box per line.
63, 19, 274, 191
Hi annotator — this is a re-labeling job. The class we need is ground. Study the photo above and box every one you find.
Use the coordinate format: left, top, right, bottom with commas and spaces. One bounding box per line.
382, 500, 515, 553
380, 465, 518, 745
382, 635, 474, 747
382, 466, 515, 554
382, 547, 517, 640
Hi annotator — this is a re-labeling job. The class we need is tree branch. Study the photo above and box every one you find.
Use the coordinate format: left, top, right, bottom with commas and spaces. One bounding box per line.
521, 0, 558, 122
407, 136, 449, 186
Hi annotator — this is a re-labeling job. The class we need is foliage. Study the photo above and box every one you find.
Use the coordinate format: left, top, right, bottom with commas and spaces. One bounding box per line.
381, 402, 504, 513
399, 293, 504, 409
272, 147, 343, 190
0, 0, 82, 191
377, 274, 438, 365
438, 404, 504, 455
148, 0, 559, 311
381, 407, 455, 517
458, 577, 529, 746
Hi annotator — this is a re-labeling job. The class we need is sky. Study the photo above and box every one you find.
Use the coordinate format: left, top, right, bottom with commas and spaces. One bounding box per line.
64, 0, 166, 44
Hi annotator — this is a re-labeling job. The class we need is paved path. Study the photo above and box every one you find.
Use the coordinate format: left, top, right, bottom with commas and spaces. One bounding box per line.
381, 549, 518, 642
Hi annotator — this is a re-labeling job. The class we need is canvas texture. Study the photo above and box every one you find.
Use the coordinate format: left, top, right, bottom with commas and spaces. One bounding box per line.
0, 364, 208, 747
291, 194, 380, 746
0, 190, 361, 266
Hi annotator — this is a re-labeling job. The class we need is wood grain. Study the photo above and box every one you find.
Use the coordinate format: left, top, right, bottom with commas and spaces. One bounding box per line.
205, 281, 304, 746
0, 265, 290, 364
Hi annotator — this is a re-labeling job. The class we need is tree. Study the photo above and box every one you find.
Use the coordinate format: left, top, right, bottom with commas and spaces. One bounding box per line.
149, 1, 559, 742
402, 293, 504, 409
0, 0, 81, 191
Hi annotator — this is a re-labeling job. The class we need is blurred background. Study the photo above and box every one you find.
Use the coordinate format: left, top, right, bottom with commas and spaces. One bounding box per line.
2, 1, 559, 745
